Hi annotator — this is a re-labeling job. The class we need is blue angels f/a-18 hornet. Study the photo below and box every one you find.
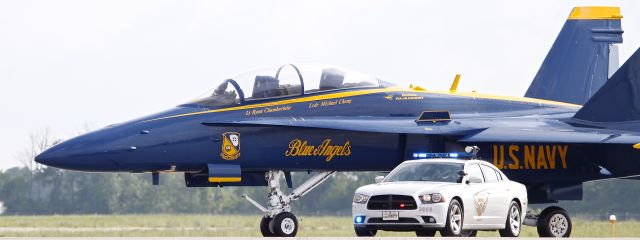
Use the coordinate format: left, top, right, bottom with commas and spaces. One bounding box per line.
36, 6, 640, 237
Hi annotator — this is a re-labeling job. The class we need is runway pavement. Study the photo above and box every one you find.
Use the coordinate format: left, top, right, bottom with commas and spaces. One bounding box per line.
0, 238, 635, 240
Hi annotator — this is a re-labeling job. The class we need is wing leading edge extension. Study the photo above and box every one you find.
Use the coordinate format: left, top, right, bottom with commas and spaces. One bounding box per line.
202, 117, 640, 145
201, 116, 481, 136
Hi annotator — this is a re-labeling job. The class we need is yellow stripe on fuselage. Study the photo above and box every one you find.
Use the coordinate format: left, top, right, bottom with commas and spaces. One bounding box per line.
143, 87, 581, 122
208, 177, 241, 183
427, 89, 581, 108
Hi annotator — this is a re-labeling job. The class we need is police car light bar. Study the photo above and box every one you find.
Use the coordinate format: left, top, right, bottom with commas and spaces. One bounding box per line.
412, 152, 474, 159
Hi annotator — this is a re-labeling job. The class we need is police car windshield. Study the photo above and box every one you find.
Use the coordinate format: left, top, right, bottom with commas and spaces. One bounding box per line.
183, 63, 394, 107
384, 162, 464, 183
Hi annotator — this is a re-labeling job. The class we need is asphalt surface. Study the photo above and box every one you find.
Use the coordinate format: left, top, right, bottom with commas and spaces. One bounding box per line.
0, 238, 635, 240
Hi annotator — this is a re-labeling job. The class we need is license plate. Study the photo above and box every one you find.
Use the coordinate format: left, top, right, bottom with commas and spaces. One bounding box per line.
382, 211, 399, 221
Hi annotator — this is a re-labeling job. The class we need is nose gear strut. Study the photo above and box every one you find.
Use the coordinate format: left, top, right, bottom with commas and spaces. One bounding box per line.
242, 170, 335, 237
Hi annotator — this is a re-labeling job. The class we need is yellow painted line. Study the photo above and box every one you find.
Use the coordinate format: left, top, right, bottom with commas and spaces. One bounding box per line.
568, 6, 622, 20
425, 89, 582, 108
143, 87, 581, 122
208, 177, 241, 183
634, 143, 640, 150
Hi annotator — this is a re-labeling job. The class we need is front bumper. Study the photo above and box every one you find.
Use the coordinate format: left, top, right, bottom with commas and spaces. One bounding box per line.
352, 201, 448, 231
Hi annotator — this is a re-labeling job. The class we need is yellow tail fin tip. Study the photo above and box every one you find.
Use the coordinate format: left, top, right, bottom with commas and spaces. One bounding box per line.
568, 7, 622, 20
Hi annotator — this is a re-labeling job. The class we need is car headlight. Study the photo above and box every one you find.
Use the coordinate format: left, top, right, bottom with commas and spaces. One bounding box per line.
419, 193, 445, 204
353, 193, 370, 204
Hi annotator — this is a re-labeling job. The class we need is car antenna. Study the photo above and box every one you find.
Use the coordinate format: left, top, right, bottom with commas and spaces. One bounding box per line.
464, 146, 479, 159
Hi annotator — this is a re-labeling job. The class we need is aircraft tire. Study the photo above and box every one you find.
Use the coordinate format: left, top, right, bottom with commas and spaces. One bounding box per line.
354, 227, 377, 237
270, 212, 298, 237
499, 201, 521, 237
441, 199, 463, 237
415, 229, 436, 236
537, 207, 571, 237
260, 216, 275, 237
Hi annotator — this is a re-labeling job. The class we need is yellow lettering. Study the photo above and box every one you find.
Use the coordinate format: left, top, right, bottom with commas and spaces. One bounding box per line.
524, 145, 535, 170
495, 145, 505, 169
493, 145, 499, 167
285, 139, 302, 156
344, 142, 351, 155
285, 138, 351, 161
545, 145, 557, 169
558, 145, 568, 169
508, 145, 520, 170
537, 146, 548, 169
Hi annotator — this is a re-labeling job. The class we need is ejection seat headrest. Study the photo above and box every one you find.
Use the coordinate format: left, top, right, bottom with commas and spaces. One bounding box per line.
319, 68, 346, 91
252, 76, 279, 99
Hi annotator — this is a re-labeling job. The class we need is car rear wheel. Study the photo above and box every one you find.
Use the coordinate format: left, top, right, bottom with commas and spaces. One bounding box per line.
354, 227, 377, 237
416, 229, 437, 236
441, 199, 463, 237
499, 201, 521, 237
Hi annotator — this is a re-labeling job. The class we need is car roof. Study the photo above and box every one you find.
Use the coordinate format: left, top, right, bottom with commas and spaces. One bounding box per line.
399, 158, 508, 180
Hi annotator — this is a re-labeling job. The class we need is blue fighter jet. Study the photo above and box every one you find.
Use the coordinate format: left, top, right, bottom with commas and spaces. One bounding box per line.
36, 6, 640, 237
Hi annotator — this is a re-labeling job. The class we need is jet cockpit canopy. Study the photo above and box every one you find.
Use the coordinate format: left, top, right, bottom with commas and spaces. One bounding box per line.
185, 63, 394, 107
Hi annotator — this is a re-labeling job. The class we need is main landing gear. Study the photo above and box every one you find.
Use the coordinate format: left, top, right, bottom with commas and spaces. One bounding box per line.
524, 206, 572, 237
242, 170, 335, 237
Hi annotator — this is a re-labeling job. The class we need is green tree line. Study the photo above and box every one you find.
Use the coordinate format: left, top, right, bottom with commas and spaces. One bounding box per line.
0, 165, 639, 219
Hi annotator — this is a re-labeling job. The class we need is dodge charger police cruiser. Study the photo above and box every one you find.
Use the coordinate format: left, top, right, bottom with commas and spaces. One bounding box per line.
352, 158, 527, 237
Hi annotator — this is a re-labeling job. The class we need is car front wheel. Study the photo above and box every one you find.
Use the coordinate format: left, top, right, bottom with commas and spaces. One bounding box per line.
441, 199, 463, 237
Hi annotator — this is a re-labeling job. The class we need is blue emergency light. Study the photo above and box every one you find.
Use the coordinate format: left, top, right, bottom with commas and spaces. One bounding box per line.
411, 152, 474, 159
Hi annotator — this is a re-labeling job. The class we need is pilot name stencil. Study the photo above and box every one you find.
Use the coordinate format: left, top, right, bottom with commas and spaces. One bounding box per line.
285, 139, 351, 162
492, 144, 568, 170
308, 98, 352, 109
245, 105, 292, 116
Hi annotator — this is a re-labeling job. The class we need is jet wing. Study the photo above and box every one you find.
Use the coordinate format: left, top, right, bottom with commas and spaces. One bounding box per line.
201, 116, 481, 136
459, 127, 640, 144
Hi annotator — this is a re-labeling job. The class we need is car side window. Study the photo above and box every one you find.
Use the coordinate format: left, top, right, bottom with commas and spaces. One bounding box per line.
480, 165, 499, 183
494, 169, 503, 181
466, 164, 484, 183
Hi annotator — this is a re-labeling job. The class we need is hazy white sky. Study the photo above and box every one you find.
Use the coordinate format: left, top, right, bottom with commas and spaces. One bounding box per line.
1, 0, 639, 169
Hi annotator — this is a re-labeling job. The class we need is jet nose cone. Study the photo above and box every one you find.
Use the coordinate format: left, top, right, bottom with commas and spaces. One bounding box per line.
34, 150, 55, 166
34, 133, 119, 171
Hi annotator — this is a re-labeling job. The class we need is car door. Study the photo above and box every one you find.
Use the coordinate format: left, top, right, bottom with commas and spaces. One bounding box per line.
479, 164, 510, 225
462, 163, 492, 227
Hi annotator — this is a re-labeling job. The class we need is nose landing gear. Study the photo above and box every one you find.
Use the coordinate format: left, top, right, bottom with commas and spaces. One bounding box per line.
242, 170, 335, 237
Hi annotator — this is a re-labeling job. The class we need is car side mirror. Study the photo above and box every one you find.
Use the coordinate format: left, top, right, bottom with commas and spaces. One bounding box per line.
375, 176, 385, 184
458, 170, 468, 176
467, 175, 483, 184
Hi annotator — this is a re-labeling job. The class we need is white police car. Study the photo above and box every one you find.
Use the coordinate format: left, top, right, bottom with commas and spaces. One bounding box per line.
352, 158, 527, 237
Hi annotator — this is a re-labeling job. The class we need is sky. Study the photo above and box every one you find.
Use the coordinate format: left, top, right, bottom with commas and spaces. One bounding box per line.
1, 0, 639, 170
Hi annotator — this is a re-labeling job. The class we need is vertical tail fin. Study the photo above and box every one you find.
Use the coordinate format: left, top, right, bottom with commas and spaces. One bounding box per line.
525, 7, 623, 105
573, 47, 640, 124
